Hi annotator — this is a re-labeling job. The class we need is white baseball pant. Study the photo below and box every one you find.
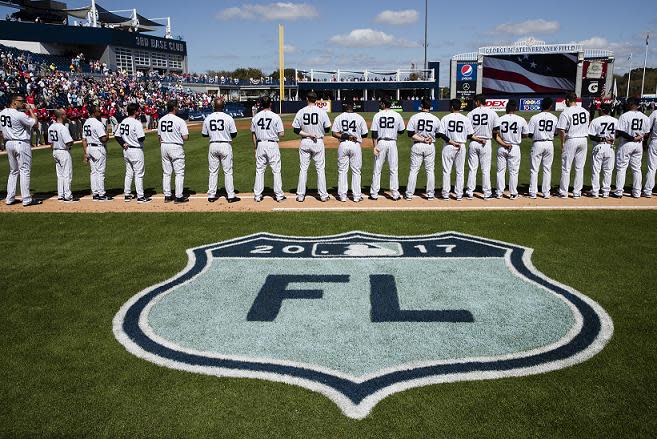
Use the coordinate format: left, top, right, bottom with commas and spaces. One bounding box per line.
254, 141, 284, 200
466, 139, 492, 198
124, 148, 145, 198
297, 139, 328, 199
208, 142, 235, 199
497, 145, 521, 196
406, 143, 435, 198
442, 143, 466, 199
590, 144, 614, 197
643, 139, 657, 196
5, 140, 32, 205
52, 149, 73, 199
87, 146, 107, 197
559, 138, 588, 197
371, 140, 400, 198
161, 143, 185, 198
615, 141, 643, 197
337, 141, 362, 200
529, 141, 554, 197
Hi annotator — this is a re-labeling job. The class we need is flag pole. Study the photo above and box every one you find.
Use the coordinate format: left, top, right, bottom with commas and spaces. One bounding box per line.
626, 54, 632, 99
279, 24, 284, 114
640, 33, 649, 98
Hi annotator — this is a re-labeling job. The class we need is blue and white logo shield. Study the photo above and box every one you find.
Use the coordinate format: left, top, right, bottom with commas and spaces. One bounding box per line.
113, 232, 613, 419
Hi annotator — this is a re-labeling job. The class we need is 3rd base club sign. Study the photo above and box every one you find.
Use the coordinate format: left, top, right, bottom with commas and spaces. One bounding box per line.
113, 231, 613, 419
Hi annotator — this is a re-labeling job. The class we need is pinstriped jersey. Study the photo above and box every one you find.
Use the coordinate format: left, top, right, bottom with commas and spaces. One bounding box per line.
0, 108, 35, 141
467, 106, 499, 139
439, 112, 473, 144
649, 110, 657, 140
556, 106, 589, 138
496, 114, 528, 145
158, 113, 189, 145
117, 117, 146, 147
331, 112, 368, 141
617, 111, 650, 145
371, 109, 405, 140
527, 112, 558, 142
407, 112, 441, 142
588, 115, 617, 146
292, 105, 331, 139
83, 117, 106, 145
48, 122, 73, 150
251, 110, 284, 142
202, 111, 237, 143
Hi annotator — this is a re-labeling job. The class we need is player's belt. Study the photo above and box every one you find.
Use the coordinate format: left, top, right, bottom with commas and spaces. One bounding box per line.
378, 137, 395, 141
88, 143, 103, 147
257, 139, 278, 143
3, 138, 30, 142
127, 146, 143, 149
210, 141, 231, 144
161, 142, 184, 146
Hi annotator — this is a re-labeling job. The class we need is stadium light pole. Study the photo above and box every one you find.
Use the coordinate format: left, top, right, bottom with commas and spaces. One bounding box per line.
640, 33, 649, 97
626, 53, 633, 99
423, 0, 428, 72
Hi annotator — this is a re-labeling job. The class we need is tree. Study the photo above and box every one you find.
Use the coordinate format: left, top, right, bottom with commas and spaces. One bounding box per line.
614, 67, 657, 97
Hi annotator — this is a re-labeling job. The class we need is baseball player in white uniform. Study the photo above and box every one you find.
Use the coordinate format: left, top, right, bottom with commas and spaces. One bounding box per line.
82, 105, 110, 201
158, 100, 189, 203
331, 101, 368, 202
115, 103, 150, 203
292, 91, 331, 202
251, 96, 286, 202
438, 99, 478, 200
588, 103, 617, 198
0, 94, 41, 206
556, 93, 589, 198
202, 97, 239, 203
466, 94, 499, 199
527, 98, 558, 199
370, 96, 405, 200
613, 97, 649, 198
494, 99, 528, 199
405, 98, 441, 200
643, 108, 657, 197
48, 109, 77, 202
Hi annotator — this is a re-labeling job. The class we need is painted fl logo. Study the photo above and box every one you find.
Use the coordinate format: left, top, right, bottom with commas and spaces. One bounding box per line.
113, 232, 613, 419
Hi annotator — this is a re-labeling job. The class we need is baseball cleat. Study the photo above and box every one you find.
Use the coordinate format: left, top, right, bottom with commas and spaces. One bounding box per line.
632, 194, 641, 199
368, 195, 378, 201
353, 197, 362, 202
339, 197, 347, 202
643, 192, 653, 198
63, 197, 79, 203
208, 197, 219, 203
529, 194, 537, 199
591, 193, 599, 199
601, 193, 609, 198
124, 195, 133, 202
164, 196, 174, 203
495, 193, 503, 199
455, 197, 462, 201
57, 197, 65, 202
441, 196, 450, 201
559, 194, 568, 199
573, 193, 581, 199
254, 196, 263, 202
466, 194, 474, 200
510, 194, 519, 200
5, 199, 20, 205
96, 195, 112, 202
275, 196, 286, 202
92, 194, 100, 201
137, 197, 152, 204
227, 197, 241, 203
320, 196, 330, 202
23, 199, 43, 207
543, 193, 551, 199
391, 196, 401, 201
403, 195, 412, 201
611, 193, 623, 199
296, 195, 305, 202
174, 196, 189, 204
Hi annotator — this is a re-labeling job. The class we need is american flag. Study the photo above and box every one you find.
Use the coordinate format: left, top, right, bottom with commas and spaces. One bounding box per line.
482, 53, 577, 94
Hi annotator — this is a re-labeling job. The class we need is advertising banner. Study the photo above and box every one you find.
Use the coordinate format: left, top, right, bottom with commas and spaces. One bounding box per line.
316, 100, 332, 113
555, 98, 583, 111
456, 63, 477, 98
582, 61, 608, 97
485, 99, 509, 111
520, 98, 543, 111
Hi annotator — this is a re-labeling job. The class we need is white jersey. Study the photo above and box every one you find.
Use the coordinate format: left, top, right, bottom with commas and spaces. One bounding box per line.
292, 105, 331, 139
649, 110, 657, 140
47, 122, 73, 150
496, 114, 529, 145
251, 109, 284, 142
527, 112, 558, 142
407, 112, 441, 142
371, 109, 405, 141
83, 117, 107, 146
439, 112, 474, 144
202, 111, 237, 143
158, 113, 188, 145
617, 110, 650, 144
556, 106, 590, 138
588, 115, 617, 145
0, 108, 35, 142
117, 116, 146, 148
331, 112, 368, 142
467, 106, 499, 139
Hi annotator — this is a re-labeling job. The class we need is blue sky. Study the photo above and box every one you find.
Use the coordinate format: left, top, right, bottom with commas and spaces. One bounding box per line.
2, 0, 656, 84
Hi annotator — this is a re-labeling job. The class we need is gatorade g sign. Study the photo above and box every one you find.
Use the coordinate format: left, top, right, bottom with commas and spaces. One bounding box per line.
114, 231, 613, 419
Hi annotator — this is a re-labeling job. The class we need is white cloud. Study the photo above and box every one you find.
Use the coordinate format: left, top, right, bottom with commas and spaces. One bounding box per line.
329, 28, 419, 48
577, 37, 610, 49
494, 19, 560, 35
284, 44, 297, 54
217, 2, 318, 21
374, 9, 418, 25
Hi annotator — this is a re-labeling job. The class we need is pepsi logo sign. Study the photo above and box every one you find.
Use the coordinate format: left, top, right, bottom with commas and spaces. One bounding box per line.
460, 64, 473, 77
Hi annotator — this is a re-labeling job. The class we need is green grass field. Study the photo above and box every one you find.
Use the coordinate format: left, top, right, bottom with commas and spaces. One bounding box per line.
1, 111, 656, 438
0, 111, 650, 199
